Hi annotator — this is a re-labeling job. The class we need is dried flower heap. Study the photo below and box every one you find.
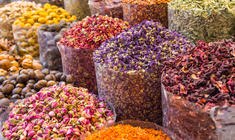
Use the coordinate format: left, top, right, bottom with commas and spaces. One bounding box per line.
94, 20, 192, 123
2, 85, 115, 139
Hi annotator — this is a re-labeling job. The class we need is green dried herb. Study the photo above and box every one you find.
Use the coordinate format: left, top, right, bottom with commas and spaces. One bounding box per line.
169, 0, 235, 42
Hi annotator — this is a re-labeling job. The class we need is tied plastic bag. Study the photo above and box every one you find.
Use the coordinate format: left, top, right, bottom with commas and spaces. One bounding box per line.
38, 22, 71, 71
88, 0, 123, 19
58, 44, 97, 93
95, 63, 162, 124
122, 3, 168, 26
64, 0, 91, 20
161, 83, 235, 140
12, 25, 39, 57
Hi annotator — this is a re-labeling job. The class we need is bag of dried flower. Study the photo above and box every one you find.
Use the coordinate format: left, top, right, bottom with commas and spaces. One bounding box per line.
94, 20, 192, 124
162, 39, 235, 140
58, 15, 129, 94
1, 84, 116, 139
12, 3, 76, 57
122, 0, 169, 26
89, 0, 123, 19
0, 1, 41, 39
168, 0, 235, 42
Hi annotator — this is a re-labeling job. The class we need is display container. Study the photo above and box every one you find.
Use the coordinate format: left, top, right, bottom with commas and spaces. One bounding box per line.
88, 0, 123, 19
95, 63, 162, 124
12, 25, 39, 57
122, 3, 168, 26
162, 82, 235, 140
38, 23, 70, 71
64, 0, 91, 20
168, 1, 235, 42
58, 44, 97, 93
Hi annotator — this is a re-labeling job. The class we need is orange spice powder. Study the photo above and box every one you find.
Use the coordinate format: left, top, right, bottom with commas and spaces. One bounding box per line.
85, 124, 171, 140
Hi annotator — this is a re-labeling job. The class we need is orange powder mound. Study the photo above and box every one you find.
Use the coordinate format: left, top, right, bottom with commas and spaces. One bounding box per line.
85, 124, 171, 140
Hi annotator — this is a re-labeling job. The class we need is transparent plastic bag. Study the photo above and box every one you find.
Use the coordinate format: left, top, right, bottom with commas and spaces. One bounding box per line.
95, 63, 162, 124
11, 0, 64, 7
12, 25, 39, 57
162, 83, 235, 140
64, 0, 91, 20
88, 0, 123, 19
168, 6, 235, 42
122, 3, 168, 26
38, 23, 69, 71
58, 44, 97, 93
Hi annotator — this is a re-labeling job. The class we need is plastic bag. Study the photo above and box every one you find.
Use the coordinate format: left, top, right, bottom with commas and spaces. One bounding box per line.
12, 25, 39, 57
122, 3, 168, 26
58, 44, 97, 93
162, 83, 235, 140
168, 4, 235, 42
88, 0, 123, 19
95, 63, 162, 124
38, 23, 69, 71
64, 0, 91, 20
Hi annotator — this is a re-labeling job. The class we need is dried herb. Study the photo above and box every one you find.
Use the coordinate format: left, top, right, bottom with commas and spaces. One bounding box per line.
162, 39, 235, 139
58, 15, 129, 93
168, 0, 235, 42
2, 85, 115, 139
122, 0, 169, 26
94, 20, 192, 123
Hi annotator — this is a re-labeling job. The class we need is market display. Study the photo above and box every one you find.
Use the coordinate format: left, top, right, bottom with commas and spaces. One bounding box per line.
122, 0, 169, 26
64, 0, 91, 20
162, 39, 235, 140
0, 1, 41, 39
58, 15, 129, 93
38, 21, 72, 71
94, 20, 192, 123
168, 0, 235, 42
0, 0, 234, 139
88, 0, 123, 19
1, 85, 115, 139
13, 3, 76, 57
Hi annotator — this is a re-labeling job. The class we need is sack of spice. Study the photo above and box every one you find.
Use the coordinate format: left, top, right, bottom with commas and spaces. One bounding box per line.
12, 3, 76, 57
1, 84, 116, 139
84, 120, 180, 140
88, 0, 123, 19
58, 15, 129, 93
38, 21, 74, 71
94, 20, 192, 124
162, 39, 235, 140
64, 0, 91, 20
0, 1, 41, 39
168, 0, 235, 42
122, 0, 169, 26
